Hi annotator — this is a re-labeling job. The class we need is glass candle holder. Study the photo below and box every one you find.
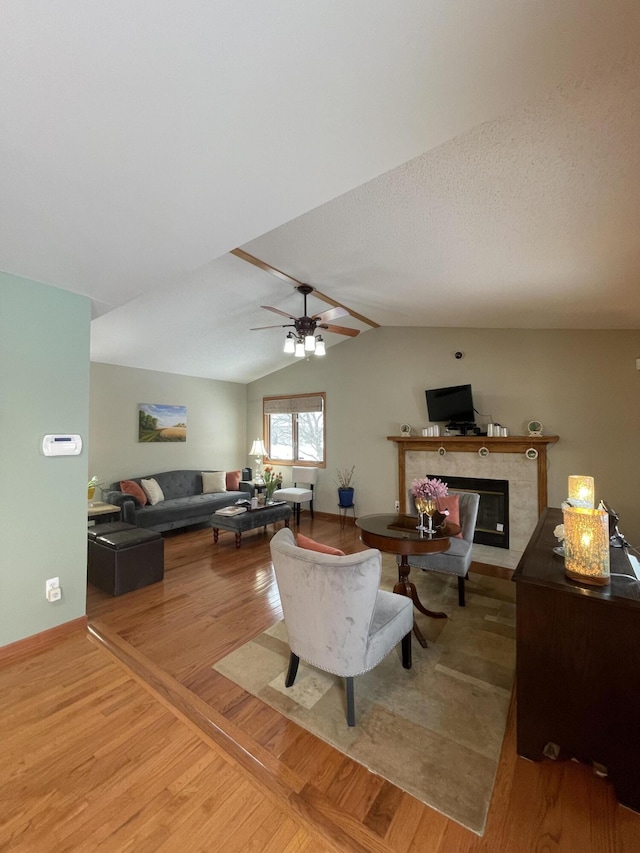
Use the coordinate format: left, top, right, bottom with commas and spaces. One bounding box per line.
567, 475, 595, 508
562, 506, 610, 585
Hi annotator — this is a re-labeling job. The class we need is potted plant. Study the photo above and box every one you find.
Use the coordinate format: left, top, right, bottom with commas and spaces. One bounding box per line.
336, 466, 355, 508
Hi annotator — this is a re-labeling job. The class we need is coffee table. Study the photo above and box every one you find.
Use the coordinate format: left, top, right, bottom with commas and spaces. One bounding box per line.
211, 501, 292, 548
356, 513, 461, 647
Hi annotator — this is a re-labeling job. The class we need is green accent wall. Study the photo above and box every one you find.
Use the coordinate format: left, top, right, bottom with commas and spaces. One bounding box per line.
0, 273, 91, 646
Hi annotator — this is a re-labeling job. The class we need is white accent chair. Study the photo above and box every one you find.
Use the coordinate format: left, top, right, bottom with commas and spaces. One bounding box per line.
270, 527, 413, 726
273, 466, 318, 525
405, 489, 480, 606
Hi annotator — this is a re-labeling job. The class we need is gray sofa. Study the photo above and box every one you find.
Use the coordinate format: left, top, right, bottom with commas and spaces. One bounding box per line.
104, 470, 252, 533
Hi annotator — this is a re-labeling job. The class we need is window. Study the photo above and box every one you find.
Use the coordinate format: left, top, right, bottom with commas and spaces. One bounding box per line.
263, 393, 325, 466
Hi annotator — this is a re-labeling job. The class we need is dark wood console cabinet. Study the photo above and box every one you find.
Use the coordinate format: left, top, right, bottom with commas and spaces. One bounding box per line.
513, 507, 640, 812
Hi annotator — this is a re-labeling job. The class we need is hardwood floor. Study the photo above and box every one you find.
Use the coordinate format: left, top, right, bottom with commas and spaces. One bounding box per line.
3, 515, 640, 851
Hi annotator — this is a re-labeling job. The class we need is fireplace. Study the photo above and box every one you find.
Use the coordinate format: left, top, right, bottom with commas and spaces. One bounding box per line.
429, 474, 510, 549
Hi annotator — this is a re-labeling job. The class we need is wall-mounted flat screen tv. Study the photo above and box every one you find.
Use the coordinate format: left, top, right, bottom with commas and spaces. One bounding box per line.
425, 384, 475, 423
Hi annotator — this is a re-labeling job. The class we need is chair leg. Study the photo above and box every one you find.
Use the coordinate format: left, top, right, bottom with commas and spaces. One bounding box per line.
285, 652, 300, 687
295, 503, 301, 525
346, 676, 356, 726
309, 498, 314, 519
401, 631, 412, 669
458, 575, 466, 607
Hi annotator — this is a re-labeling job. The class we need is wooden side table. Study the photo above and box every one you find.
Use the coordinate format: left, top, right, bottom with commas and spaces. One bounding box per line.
513, 507, 640, 812
88, 502, 122, 524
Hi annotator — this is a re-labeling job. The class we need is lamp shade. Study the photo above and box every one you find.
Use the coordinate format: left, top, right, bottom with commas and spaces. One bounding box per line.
562, 506, 610, 585
567, 475, 595, 508
249, 439, 267, 457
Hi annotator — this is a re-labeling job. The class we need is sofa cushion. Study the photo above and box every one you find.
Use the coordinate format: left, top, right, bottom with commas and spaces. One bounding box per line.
226, 470, 241, 491
202, 471, 227, 494
141, 477, 165, 505
133, 492, 247, 529
120, 479, 148, 506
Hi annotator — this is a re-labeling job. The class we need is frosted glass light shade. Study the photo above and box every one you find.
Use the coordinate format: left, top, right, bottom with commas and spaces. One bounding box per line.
315, 337, 326, 356
563, 506, 610, 585
567, 475, 595, 508
294, 341, 305, 358
283, 334, 296, 354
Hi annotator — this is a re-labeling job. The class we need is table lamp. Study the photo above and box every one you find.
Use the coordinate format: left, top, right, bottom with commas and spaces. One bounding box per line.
249, 439, 267, 482
562, 506, 610, 585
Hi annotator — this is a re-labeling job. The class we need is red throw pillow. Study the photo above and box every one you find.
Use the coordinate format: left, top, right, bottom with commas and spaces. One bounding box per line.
120, 479, 148, 506
226, 470, 241, 491
437, 494, 462, 538
297, 534, 345, 556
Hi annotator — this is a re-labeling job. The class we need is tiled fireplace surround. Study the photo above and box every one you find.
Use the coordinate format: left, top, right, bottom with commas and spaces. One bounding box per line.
389, 435, 559, 570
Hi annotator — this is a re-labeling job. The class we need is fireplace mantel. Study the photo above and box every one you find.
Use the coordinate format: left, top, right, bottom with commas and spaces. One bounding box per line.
388, 434, 559, 516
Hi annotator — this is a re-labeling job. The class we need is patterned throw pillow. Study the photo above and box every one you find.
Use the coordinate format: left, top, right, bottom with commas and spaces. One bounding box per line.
120, 479, 148, 506
297, 534, 345, 556
140, 477, 165, 506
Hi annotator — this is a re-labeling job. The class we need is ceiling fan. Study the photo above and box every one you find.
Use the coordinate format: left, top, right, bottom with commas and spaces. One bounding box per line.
251, 283, 360, 340
231, 248, 379, 356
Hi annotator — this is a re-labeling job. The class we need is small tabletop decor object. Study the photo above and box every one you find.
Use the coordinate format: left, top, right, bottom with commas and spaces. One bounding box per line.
87, 474, 102, 506
400, 423, 412, 436
552, 523, 565, 556
527, 420, 543, 436
262, 466, 282, 503
562, 506, 610, 585
411, 476, 448, 534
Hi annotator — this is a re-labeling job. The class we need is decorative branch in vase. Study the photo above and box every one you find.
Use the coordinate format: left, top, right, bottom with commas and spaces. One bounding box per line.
335, 465, 355, 508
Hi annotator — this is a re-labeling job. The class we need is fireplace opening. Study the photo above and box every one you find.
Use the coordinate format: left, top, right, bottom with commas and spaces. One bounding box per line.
428, 474, 509, 549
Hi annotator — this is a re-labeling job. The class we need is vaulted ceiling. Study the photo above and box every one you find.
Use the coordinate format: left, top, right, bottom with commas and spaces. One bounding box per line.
2, 2, 639, 382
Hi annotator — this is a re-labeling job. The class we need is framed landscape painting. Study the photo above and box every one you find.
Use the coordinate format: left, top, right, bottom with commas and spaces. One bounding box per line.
138, 404, 187, 442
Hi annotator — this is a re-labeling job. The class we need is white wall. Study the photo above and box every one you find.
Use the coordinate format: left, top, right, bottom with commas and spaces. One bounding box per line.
89, 363, 248, 488
1, 274, 90, 646
247, 326, 640, 545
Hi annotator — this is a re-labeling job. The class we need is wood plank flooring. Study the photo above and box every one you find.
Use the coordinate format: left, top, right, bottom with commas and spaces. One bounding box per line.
3, 514, 640, 851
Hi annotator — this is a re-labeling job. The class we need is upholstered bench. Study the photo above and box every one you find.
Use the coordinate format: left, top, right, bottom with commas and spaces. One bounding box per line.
211, 502, 292, 548
88, 527, 164, 596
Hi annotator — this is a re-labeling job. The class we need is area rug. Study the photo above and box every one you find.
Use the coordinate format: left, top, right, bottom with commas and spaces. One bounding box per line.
212, 556, 516, 835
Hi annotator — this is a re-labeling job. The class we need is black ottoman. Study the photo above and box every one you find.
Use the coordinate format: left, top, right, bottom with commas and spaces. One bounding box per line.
88, 528, 164, 596
88, 521, 136, 541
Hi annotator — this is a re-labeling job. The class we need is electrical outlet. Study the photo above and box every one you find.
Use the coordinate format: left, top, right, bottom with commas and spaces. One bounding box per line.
394, 500, 400, 511
45, 577, 60, 593
46, 587, 62, 603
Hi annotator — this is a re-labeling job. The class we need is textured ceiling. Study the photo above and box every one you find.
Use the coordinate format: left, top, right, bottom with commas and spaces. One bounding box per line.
2, 1, 640, 382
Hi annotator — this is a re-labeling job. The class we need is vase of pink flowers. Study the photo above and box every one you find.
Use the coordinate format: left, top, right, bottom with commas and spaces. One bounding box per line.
411, 476, 449, 534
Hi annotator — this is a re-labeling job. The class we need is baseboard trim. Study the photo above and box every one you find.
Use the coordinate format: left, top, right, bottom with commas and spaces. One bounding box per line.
0, 616, 88, 665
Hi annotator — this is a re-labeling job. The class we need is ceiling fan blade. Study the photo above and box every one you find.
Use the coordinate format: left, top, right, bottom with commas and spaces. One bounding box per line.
250, 323, 293, 331
319, 324, 360, 337
261, 305, 296, 320
312, 305, 348, 323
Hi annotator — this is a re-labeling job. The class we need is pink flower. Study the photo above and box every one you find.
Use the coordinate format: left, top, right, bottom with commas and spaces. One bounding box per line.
411, 477, 448, 500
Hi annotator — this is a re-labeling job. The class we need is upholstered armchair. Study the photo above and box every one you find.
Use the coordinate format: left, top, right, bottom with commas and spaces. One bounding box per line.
405, 489, 480, 606
269, 527, 413, 726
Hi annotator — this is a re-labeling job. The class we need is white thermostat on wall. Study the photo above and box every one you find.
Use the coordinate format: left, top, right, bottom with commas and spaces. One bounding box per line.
42, 434, 83, 456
